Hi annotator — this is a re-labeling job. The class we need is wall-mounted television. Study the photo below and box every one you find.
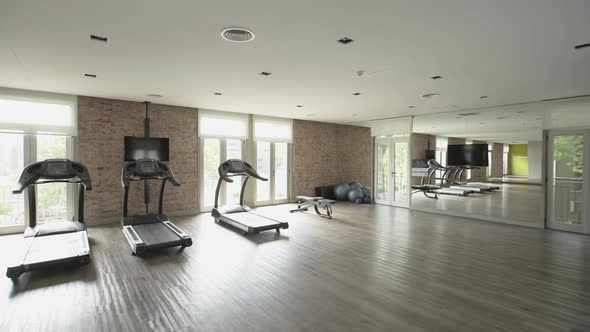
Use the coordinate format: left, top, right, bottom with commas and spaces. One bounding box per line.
124, 136, 169, 161
447, 144, 488, 166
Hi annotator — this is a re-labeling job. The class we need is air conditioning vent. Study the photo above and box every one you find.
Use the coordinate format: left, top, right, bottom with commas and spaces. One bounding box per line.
221, 28, 255, 42
457, 112, 480, 116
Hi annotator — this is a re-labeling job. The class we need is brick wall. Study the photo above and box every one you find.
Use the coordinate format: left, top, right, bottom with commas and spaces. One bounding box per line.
491, 143, 503, 177
292, 120, 371, 197
78, 96, 198, 224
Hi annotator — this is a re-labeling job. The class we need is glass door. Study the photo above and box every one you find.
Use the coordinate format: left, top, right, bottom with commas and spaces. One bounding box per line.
375, 138, 409, 207
201, 138, 244, 210
547, 130, 589, 234
256, 141, 290, 205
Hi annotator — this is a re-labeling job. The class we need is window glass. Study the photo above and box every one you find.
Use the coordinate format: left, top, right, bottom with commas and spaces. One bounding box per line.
0, 134, 25, 226
36, 135, 68, 223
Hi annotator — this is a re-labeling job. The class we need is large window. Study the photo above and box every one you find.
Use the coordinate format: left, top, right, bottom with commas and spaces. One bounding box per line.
0, 88, 77, 233
198, 110, 249, 210
253, 116, 292, 204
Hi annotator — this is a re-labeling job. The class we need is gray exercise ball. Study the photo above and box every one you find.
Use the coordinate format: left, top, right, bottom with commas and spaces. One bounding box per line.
347, 187, 364, 203
334, 183, 351, 201
349, 181, 362, 189
361, 186, 371, 198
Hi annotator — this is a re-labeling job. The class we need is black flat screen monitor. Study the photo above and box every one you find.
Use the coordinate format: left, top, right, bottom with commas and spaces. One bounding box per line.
124, 136, 169, 161
447, 144, 488, 166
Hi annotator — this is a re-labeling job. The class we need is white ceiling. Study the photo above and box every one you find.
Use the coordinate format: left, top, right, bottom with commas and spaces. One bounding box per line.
1, 0, 589, 124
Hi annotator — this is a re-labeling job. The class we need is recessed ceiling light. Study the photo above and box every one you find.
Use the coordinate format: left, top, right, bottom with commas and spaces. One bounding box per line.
480, 95, 488, 99
408, 106, 415, 109
496, 116, 507, 119
480, 122, 484, 125
421, 93, 440, 98
260, 71, 272, 76
306, 113, 316, 117
214, 92, 223, 95
147, 94, 163, 98
90, 34, 108, 43
353, 92, 361, 96
84, 73, 97, 78
337, 37, 354, 45
296, 105, 303, 108
221, 27, 255, 42
352, 113, 357, 116
431, 75, 442, 80
458, 112, 480, 116
574, 42, 590, 50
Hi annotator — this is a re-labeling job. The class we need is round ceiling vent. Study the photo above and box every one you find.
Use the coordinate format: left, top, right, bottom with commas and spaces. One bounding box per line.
221, 28, 255, 42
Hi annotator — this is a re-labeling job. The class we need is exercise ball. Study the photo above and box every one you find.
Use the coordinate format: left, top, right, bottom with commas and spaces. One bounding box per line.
349, 181, 362, 189
347, 187, 364, 203
334, 183, 351, 201
354, 197, 363, 204
360, 186, 371, 198
363, 197, 370, 204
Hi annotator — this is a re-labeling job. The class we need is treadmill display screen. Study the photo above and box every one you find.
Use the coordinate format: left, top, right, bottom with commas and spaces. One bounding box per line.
230, 161, 245, 171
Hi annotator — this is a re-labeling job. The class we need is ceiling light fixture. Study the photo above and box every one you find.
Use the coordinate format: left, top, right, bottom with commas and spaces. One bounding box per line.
458, 112, 480, 116
353, 92, 361, 96
147, 94, 163, 98
431, 75, 442, 80
90, 34, 108, 43
408, 106, 415, 109
306, 114, 316, 117
260, 71, 272, 76
352, 113, 357, 116
214, 92, 223, 95
337, 37, 354, 45
84, 73, 97, 78
574, 42, 590, 50
480, 95, 488, 99
421, 93, 440, 98
221, 27, 255, 42
296, 105, 303, 108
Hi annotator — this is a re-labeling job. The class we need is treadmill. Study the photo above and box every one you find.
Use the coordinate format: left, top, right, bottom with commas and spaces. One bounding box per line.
121, 159, 192, 256
6, 159, 92, 279
422, 160, 475, 196
211, 159, 289, 235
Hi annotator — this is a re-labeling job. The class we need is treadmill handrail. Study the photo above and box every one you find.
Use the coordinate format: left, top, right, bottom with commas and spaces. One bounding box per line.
217, 159, 267, 183
121, 159, 180, 189
13, 159, 92, 194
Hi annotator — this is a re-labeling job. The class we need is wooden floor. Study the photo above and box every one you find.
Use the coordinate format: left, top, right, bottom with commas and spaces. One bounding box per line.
1, 203, 589, 332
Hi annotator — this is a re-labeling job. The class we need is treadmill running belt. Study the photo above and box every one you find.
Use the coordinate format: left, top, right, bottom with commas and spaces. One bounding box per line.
228, 212, 281, 228
133, 223, 180, 246
25, 232, 88, 265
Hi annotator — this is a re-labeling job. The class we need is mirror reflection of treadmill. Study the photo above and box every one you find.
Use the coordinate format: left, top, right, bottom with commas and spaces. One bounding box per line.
211, 159, 289, 235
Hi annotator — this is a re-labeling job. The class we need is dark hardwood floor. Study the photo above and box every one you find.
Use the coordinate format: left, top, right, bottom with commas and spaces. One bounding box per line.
1, 203, 589, 331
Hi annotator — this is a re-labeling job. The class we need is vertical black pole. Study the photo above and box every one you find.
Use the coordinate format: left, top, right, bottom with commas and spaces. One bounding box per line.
28, 186, 37, 228
144, 101, 150, 214
78, 183, 85, 223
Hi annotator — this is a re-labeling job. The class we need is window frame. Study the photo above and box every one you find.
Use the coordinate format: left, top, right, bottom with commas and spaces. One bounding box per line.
199, 137, 246, 212
0, 134, 75, 235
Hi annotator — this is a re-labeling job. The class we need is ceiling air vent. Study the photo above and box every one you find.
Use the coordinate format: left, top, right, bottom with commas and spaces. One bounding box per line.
221, 28, 255, 42
457, 112, 480, 116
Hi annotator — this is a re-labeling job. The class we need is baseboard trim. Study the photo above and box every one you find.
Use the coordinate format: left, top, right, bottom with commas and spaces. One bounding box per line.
410, 206, 545, 229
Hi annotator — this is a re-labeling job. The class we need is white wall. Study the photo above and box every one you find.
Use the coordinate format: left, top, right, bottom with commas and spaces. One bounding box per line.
528, 141, 542, 180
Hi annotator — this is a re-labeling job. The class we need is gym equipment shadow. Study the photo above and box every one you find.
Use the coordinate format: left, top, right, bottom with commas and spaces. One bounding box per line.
214, 220, 290, 244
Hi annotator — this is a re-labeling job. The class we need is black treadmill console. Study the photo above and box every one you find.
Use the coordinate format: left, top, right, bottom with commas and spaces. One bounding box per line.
218, 159, 267, 183
14, 159, 92, 194
121, 158, 180, 188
